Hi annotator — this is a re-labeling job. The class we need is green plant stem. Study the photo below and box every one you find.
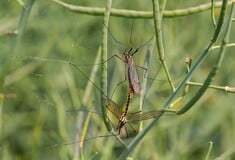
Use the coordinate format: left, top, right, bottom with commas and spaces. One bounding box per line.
152, 0, 175, 92
162, 0, 229, 112
139, 38, 155, 131
51, 0, 233, 19
177, 0, 233, 115
205, 141, 213, 160
211, 0, 217, 29
187, 81, 235, 93
211, 43, 235, 50
101, 0, 112, 132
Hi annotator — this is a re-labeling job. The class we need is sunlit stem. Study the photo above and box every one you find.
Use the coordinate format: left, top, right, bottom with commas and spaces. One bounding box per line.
205, 141, 213, 160
152, 0, 175, 92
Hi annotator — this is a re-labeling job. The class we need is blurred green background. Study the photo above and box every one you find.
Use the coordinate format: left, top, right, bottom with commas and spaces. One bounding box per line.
1, 0, 235, 159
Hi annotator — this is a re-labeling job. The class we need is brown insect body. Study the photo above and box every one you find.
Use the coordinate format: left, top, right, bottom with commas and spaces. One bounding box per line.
124, 49, 140, 95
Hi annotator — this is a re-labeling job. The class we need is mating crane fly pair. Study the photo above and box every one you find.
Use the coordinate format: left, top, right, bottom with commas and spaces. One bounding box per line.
70, 52, 163, 140
68, 24, 165, 143
69, 43, 164, 140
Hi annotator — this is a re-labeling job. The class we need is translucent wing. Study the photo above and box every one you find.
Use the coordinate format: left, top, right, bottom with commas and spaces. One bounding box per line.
104, 98, 122, 119
119, 110, 163, 138
127, 110, 164, 123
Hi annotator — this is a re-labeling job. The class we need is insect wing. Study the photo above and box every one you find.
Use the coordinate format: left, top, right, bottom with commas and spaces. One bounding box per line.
127, 110, 164, 123
127, 57, 140, 93
105, 98, 122, 119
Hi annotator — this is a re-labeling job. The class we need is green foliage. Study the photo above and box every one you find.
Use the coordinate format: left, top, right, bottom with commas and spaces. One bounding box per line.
0, 0, 235, 159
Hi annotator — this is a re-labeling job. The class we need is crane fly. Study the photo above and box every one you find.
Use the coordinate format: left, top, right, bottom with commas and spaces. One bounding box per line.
124, 48, 141, 94
103, 22, 153, 96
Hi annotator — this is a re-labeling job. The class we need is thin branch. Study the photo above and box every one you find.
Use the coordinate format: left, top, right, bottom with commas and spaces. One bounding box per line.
51, 0, 233, 19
